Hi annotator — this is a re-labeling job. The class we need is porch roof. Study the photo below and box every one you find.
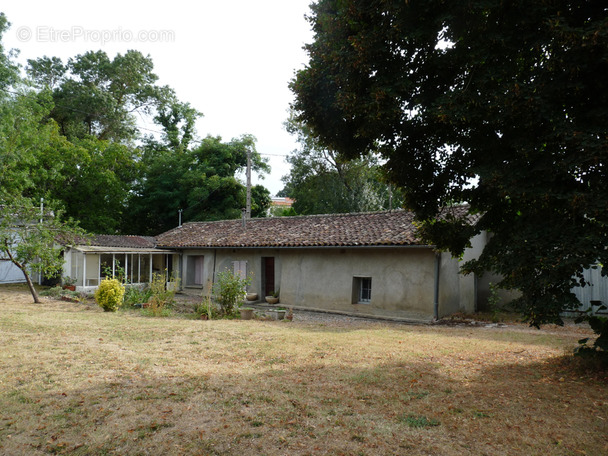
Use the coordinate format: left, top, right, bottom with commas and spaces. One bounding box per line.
72, 234, 176, 254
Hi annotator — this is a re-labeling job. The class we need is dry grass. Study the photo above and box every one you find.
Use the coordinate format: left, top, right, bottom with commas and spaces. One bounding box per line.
0, 283, 607, 456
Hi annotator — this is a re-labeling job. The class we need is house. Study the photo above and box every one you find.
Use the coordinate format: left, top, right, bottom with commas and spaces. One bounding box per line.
63, 235, 178, 293
155, 209, 487, 322
0, 260, 26, 284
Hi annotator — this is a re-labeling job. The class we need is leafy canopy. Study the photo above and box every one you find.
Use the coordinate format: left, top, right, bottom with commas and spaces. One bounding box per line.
281, 111, 402, 215
291, 0, 608, 326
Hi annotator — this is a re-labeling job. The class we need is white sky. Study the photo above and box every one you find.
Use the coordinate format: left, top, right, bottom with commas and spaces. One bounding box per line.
1, 1, 314, 196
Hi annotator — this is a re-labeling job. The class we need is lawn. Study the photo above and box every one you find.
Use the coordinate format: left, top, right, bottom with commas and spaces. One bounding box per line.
0, 284, 606, 456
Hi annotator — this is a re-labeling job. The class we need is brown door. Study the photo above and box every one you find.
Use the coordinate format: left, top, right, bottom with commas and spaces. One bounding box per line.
262, 257, 275, 296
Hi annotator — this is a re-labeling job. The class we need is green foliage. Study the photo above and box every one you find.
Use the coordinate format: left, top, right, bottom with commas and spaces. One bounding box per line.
212, 268, 252, 317
0, 17, 273, 236
95, 278, 125, 312
0, 196, 85, 303
487, 283, 502, 323
143, 272, 178, 317
128, 134, 271, 234
27, 50, 168, 142
400, 415, 440, 429
102, 261, 128, 284
123, 286, 152, 308
291, 1, 608, 332
39, 285, 82, 301
194, 296, 222, 320
281, 112, 402, 215
575, 304, 608, 361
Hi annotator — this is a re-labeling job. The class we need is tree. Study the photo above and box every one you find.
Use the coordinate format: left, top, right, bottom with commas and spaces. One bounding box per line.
251, 185, 271, 218
0, 197, 84, 303
129, 134, 271, 235
27, 50, 172, 143
291, 1, 608, 327
0, 14, 18, 92
281, 113, 401, 215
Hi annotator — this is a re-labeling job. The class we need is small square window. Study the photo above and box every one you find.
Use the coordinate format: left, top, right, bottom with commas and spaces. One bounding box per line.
353, 277, 372, 304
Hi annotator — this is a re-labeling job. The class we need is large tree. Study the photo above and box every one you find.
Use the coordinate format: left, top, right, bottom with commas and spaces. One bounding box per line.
129, 134, 271, 235
291, 1, 608, 327
27, 50, 172, 143
281, 112, 401, 215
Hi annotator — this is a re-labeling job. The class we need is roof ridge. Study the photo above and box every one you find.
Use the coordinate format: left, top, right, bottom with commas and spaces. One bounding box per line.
178, 209, 408, 228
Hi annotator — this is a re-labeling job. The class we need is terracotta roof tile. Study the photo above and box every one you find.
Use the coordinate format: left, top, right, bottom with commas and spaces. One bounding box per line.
156, 210, 427, 248
89, 235, 157, 249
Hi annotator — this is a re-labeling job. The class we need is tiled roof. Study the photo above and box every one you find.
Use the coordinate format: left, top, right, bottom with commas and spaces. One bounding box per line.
89, 234, 157, 249
156, 210, 427, 248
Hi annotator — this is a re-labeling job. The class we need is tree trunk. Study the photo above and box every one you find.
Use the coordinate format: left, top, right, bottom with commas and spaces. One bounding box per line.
21, 268, 41, 304
3, 244, 41, 304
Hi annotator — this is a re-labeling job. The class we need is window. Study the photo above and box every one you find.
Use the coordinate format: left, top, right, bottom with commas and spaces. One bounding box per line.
186, 255, 204, 286
353, 277, 372, 304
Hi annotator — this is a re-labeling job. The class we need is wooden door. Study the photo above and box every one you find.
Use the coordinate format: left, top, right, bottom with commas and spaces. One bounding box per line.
262, 257, 275, 296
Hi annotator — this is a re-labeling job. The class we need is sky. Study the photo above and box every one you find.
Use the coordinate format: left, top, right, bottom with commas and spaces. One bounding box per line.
1, 1, 315, 196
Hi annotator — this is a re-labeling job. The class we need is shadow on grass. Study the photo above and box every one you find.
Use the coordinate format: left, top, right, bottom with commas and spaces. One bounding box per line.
1, 342, 606, 456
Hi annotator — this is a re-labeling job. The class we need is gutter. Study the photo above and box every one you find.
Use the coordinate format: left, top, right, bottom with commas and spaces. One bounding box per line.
433, 251, 441, 321
157, 244, 436, 250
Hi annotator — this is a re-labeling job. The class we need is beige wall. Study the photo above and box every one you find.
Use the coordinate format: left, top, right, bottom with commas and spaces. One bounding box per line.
279, 247, 437, 320
179, 246, 480, 321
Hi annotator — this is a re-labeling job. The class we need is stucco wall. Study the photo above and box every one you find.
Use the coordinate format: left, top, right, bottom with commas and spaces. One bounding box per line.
179, 246, 480, 321
278, 247, 437, 320
181, 248, 282, 297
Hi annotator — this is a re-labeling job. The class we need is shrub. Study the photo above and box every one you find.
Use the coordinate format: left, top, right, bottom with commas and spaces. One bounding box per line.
143, 272, 178, 317
95, 278, 125, 312
212, 269, 251, 317
194, 296, 221, 320
123, 285, 152, 308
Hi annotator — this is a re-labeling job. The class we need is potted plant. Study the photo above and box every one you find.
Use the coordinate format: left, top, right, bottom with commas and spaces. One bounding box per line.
268, 307, 286, 320
265, 290, 279, 305
62, 276, 76, 291
240, 307, 255, 320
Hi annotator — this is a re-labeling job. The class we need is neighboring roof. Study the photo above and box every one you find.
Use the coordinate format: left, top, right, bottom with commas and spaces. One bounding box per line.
270, 197, 295, 207
157, 210, 427, 249
89, 234, 157, 249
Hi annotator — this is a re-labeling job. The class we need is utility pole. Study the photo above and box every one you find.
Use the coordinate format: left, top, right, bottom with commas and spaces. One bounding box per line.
246, 148, 252, 219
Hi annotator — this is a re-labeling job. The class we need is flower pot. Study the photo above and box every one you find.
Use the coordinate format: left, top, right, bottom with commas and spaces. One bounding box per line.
63, 285, 76, 291
240, 308, 254, 320
265, 296, 279, 305
246, 293, 258, 301
269, 309, 286, 320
